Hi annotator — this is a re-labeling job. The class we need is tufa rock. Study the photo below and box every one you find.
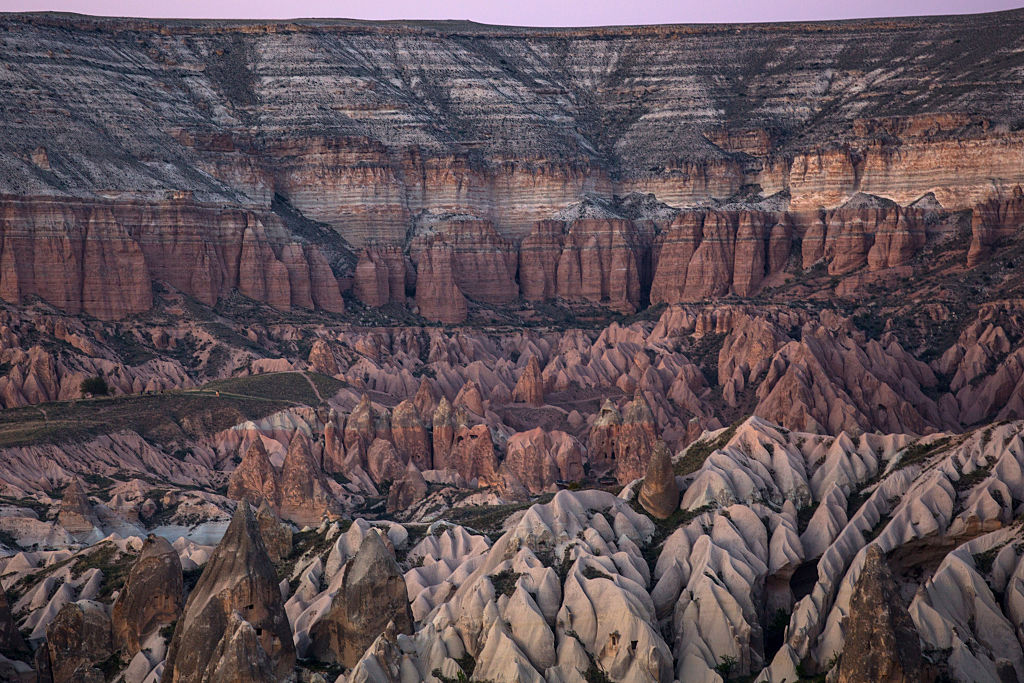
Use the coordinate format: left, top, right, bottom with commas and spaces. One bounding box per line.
44, 600, 113, 683
310, 530, 414, 667
833, 545, 934, 683
57, 478, 100, 535
512, 355, 545, 406
307, 339, 339, 376
161, 501, 295, 682
255, 499, 292, 564
637, 440, 680, 520
391, 399, 432, 471
111, 534, 184, 656
386, 461, 429, 514
278, 431, 339, 527
227, 438, 280, 508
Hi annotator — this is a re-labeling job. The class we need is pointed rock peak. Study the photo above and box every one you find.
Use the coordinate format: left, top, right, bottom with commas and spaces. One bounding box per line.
595, 398, 623, 426
227, 438, 280, 508
352, 393, 375, 419
513, 354, 545, 406
393, 399, 422, 426
283, 430, 314, 468
638, 440, 680, 520
58, 477, 99, 533
455, 379, 485, 415
112, 533, 183, 656
840, 192, 899, 210
209, 611, 276, 683
413, 376, 436, 417
162, 498, 295, 681
434, 396, 454, 423
310, 526, 413, 666
833, 545, 932, 683
308, 338, 339, 376
624, 391, 655, 424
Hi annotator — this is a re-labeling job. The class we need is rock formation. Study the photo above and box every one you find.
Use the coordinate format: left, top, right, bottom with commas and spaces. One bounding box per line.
0, 590, 27, 657
111, 534, 184, 656
310, 530, 414, 667
57, 478, 100, 536
615, 392, 659, 484
833, 545, 933, 683
161, 501, 295, 682
391, 399, 432, 470
43, 600, 113, 683
386, 461, 429, 514
307, 339, 339, 376
414, 243, 468, 324
255, 499, 292, 564
277, 432, 339, 527
513, 355, 545, 406
637, 440, 679, 519
227, 439, 280, 508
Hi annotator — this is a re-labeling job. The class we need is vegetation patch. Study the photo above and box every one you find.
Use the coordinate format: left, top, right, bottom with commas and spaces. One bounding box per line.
490, 568, 523, 597
674, 423, 739, 477
895, 437, 953, 470
71, 541, 137, 601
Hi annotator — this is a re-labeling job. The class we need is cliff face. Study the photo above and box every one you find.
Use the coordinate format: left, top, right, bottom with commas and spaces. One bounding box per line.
1, 11, 1024, 320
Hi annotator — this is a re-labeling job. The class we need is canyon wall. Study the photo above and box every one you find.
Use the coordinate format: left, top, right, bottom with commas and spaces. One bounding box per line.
1, 12, 1024, 320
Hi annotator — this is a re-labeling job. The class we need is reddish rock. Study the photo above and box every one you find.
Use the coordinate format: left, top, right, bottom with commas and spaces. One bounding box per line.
432, 397, 456, 470
454, 380, 485, 416
448, 423, 500, 487
310, 530, 413, 667
416, 219, 518, 305
412, 377, 437, 426
255, 499, 292, 564
414, 242, 468, 324
227, 439, 280, 508
57, 478, 100, 535
587, 399, 622, 471
512, 355, 545, 406
353, 248, 391, 307
307, 339, 339, 376
344, 394, 377, 465
43, 600, 113, 683
323, 408, 346, 474
500, 428, 585, 494
278, 432, 339, 527
162, 501, 295, 682
386, 461, 429, 514
366, 438, 406, 484
305, 244, 345, 313
615, 392, 659, 485
833, 545, 934, 683
392, 399, 432, 471
969, 185, 1024, 267
637, 440, 679, 519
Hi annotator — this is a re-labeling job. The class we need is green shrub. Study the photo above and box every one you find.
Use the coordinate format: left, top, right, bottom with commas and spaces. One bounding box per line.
80, 375, 110, 397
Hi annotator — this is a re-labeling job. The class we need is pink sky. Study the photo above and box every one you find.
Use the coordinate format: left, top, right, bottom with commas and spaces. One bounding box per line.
0, 0, 1021, 25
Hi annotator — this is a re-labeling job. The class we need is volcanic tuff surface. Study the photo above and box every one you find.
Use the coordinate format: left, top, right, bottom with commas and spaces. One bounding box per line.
2, 7, 1024, 683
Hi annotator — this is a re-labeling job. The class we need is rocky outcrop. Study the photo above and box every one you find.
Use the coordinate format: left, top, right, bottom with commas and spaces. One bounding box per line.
111, 534, 184, 656
637, 440, 679, 519
43, 600, 113, 683
310, 530, 414, 667
414, 242, 468, 324
969, 185, 1024, 266
255, 499, 292, 564
588, 399, 622, 471
207, 611, 277, 683
391, 399, 432, 471
448, 423, 500, 487
278, 432, 339, 527
344, 394, 378, 465
57, 478, 100, 536
513, 355, 545, 406
0, 197, 347, 319
616, 392, 659, 484
307, 339, 339, 376
161, 501, 295, 682
227, 439, 280, 507
432, 397, 456, 470
833, 545, 933, 683
386, 461, 429, 514
413, 218, 518, 305
500, 428, 585, 494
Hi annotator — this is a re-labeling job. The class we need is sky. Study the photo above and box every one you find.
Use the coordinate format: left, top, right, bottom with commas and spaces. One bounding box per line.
0, 0, 1020, 25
